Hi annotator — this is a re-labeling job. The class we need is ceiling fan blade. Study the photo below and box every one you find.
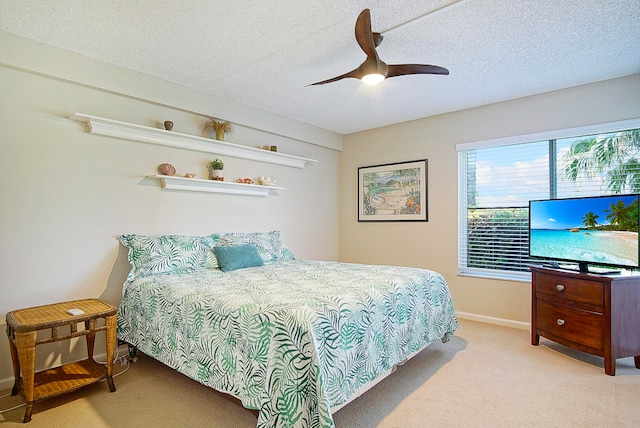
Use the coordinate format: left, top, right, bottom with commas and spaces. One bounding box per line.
386, 64, 450, 78
309, 9, 449, 87
355, 9, 377, 58
307, 68, 362, 86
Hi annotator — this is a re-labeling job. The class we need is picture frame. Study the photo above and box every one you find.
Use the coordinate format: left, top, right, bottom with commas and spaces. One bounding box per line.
358, 159, 428, 222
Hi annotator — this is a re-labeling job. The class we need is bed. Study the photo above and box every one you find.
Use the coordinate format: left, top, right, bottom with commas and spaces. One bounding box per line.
116, 231, 458, 428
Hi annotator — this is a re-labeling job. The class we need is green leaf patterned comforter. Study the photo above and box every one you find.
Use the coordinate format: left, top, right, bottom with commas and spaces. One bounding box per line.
117, 260, 458, 427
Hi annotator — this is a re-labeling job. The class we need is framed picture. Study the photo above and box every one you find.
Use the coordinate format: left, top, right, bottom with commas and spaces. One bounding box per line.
358, 159, 428, 222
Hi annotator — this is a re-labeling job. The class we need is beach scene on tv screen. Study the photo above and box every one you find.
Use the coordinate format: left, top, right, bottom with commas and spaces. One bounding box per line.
530, 195, 639, 266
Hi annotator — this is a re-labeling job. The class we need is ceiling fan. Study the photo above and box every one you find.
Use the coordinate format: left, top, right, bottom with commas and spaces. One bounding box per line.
309, 8, 449, 86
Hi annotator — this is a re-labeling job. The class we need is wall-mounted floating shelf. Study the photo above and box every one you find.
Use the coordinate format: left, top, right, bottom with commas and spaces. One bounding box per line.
148, 175, 284, 197
71, 113, 318, 169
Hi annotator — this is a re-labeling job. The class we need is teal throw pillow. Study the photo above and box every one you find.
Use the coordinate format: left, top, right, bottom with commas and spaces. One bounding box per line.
213, 244, 265, 272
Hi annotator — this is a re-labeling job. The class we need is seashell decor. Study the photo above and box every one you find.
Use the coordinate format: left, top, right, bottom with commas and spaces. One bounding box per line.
158, 163, 176, 176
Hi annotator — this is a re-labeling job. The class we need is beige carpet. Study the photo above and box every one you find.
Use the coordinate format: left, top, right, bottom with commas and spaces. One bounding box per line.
1, 319, 639, 427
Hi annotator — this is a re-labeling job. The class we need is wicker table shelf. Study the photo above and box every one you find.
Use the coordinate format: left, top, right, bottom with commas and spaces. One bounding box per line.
6, 299, 117, 423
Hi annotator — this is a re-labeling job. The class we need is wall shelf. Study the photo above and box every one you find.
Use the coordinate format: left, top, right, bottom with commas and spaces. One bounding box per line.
71, 113, 318, 169
147, 175, 284, 197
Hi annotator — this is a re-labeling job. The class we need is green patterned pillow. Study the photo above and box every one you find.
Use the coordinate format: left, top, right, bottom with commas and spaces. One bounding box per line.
214, 230, 295, 262
119, 234, 218, 280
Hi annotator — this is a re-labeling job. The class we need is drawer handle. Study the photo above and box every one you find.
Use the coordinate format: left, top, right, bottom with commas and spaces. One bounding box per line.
556, 319, 565, 326
556, 284, 565, 292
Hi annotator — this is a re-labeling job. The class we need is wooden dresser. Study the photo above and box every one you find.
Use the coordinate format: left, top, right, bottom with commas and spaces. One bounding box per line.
530, 265, 640, 375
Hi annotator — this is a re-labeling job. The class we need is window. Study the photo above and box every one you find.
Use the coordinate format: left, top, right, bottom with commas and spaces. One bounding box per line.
457, 119, 640, 280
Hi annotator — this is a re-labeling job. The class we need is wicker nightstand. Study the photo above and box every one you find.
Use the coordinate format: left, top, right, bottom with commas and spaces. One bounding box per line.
6, 298, 117, 423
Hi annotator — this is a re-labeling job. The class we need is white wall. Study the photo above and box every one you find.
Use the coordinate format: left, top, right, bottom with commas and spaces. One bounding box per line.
340, 74, 640, 327
0, 33, 341, 387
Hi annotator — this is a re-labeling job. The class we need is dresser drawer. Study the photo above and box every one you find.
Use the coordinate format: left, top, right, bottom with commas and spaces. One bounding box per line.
537, 300, 604, 350
535, 272, 603, 306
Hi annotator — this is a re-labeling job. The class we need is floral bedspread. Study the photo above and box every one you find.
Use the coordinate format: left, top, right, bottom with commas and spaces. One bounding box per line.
117, 260, 458, 427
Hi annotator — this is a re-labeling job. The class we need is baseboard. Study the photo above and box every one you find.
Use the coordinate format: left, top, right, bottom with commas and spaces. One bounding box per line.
456, 311, 531, 331
0, 376, 14, 392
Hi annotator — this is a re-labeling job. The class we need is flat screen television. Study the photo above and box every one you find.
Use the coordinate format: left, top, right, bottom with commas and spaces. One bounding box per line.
529, 194, 640, 273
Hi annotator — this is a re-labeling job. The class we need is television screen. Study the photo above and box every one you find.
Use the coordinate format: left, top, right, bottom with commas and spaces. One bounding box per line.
529, 194, 640, 272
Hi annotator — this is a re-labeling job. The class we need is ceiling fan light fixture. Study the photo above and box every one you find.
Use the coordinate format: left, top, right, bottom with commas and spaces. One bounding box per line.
361, 73, 385, 85
359, 56, 388, 85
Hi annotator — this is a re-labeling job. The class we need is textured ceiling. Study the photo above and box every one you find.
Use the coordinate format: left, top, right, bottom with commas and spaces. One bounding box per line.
1, 0, 639, 135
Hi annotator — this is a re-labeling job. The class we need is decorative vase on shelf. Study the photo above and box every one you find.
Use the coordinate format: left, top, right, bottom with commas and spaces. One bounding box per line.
210, 169, 222, 179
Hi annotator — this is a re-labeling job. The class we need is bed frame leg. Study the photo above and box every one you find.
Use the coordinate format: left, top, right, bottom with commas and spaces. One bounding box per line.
118, 339, 139, 363
127, 344, 139, 362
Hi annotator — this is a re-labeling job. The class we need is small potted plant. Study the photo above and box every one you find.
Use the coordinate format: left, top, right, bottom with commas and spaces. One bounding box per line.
208, 158, 224, 180
203, 118, 233, 141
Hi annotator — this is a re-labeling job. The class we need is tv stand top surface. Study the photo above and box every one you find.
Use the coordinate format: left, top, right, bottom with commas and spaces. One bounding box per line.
549, 263, 620, 275
530, 264, 640, 279
537, 259, 623, 274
